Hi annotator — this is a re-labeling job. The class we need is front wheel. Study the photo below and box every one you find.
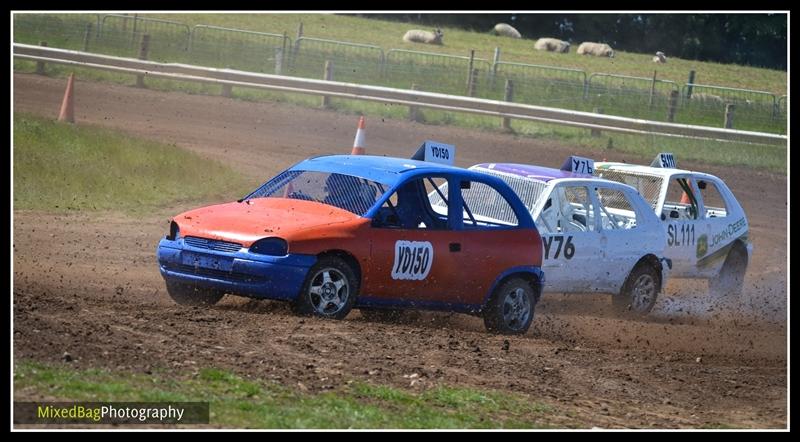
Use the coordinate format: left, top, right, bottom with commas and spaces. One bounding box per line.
293, 256, 358, 320
483, 277, 536, 335
165, 280, 224, 306
709, 244, 747, 298
613, 263, 660, 315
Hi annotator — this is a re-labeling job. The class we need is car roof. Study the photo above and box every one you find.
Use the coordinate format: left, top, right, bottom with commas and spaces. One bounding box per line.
595, 162, 699, 178
472, 162, 592, 183
295, 155, 493, 187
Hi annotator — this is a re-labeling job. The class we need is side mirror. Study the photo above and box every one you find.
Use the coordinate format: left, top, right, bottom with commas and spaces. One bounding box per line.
670, 210, 680, 219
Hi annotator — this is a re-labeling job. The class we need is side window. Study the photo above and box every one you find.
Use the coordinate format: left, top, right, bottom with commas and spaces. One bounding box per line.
596, 187, 638, 230
536, 186, 595, 233
373, 176, 449, 230
664, 177, 699, 220
460, 181, 520, 228
698, 180, 729, 218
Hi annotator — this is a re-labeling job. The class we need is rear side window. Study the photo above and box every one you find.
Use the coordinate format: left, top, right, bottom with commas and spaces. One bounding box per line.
460, 181, 519, 228
537, 185, 595, 233
663, 177, 698, 220
595, 187, 638, 230
698, 180, 729, 218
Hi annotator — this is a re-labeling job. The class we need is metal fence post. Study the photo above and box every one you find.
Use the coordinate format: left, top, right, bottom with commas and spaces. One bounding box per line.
490, 47, 500, 88
136, 34, 150, 88
648, 70, 657, 109
221, 84, 233, 98
724, 103, 735, 129
321, 60, 333, 108
35, 41, 47, 74
686, 70, 696, 98
591, 107, 603, 137
468, 68, 479, 97
466, 49, 475, 96
501, 79, 514, 131
82, 23, 93, 52
408, 83, 420, 122
667, 89, 679, 122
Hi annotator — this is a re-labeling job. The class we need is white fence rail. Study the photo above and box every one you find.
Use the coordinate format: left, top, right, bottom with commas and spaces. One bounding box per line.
13, 43, 787, 146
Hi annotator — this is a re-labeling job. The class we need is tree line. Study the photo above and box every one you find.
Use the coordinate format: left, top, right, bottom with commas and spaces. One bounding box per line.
351, 13, 787, 70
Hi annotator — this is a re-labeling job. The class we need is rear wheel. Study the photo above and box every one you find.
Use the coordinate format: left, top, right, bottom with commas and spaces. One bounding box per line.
613, 263, 660, 315
709, 243, 747, 297
165, 280, 224, 306
483, 277, 536, 335
293, 256, 358, 320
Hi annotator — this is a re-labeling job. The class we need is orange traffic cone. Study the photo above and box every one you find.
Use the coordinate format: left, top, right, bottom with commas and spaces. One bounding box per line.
58, 73, 75, 123
351, 116, 366, 155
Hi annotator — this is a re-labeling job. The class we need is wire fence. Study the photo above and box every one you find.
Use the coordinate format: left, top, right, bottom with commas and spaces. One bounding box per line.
13, 13, 787, 135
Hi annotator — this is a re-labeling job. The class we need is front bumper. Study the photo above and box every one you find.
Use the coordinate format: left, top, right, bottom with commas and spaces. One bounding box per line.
157, 237, 316, 300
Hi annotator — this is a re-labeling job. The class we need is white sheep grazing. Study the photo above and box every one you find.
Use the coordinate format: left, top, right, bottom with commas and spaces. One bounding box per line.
577, 42, 615, 58
652, 51, 667, 63
690, 92, 725, 105
403, 29, 444, 45
534, 38, 570, 53
493, 23, 521, 39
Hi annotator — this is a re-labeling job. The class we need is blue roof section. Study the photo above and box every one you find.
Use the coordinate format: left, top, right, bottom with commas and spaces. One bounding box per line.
293, 155, 478, 186
473, 163, 591, 182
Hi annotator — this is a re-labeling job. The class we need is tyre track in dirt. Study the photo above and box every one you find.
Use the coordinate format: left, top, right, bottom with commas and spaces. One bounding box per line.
13, 73, 787, 428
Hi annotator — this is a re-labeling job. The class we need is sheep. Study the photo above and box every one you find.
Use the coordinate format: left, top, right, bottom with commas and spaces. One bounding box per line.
492, 23, 521, 39
652, 51, 667, 63
577, 42, 615, 58
402, 29, 444, 45
534, 37, 570, 53
689, 92, 725, 105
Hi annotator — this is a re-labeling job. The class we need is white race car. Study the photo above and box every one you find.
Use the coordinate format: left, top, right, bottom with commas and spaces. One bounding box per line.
458, 156, 671, 315
594, 153, 752, 296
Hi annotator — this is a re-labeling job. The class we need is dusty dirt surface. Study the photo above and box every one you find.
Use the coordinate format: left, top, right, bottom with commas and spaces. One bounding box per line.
13, 73, 788, 428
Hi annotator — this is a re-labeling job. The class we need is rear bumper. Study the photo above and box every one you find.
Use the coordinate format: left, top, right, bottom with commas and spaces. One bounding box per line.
157, 237, 316, 300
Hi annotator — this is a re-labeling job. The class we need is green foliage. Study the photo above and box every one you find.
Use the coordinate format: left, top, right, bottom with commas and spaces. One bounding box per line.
14, 361, 557, 429
13, 113, 253, 213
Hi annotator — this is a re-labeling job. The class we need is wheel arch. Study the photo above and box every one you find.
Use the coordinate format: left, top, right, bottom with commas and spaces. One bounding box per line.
316, 249, 362, 284
483, 266, 544, 308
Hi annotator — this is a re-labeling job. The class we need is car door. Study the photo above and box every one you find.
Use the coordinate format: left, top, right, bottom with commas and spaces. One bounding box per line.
661, 174, 706, 277
454, 177, 538, 305
535, 183, 603, 293
694, 175, 746, 277
365, 174, 465, 304
594, 184, 651, 293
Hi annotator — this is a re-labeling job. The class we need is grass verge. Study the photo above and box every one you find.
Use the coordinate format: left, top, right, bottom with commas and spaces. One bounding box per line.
14, 361, 558, 429
13, 113, 253, 214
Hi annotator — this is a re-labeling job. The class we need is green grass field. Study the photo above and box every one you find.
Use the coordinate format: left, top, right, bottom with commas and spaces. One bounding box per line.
14, 361, 557, 428
12, 13, 787, 173
13, 113, 252, 213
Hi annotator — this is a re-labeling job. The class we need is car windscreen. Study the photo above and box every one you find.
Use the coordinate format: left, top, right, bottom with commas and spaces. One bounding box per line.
243, 170, 387, 216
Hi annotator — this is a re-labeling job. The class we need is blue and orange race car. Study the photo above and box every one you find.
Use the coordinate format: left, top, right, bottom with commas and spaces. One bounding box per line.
157, 149, 544, 334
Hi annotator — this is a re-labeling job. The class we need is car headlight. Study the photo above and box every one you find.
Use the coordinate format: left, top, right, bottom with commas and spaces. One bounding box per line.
249, 237, 288, 256
167, 221, 180, 240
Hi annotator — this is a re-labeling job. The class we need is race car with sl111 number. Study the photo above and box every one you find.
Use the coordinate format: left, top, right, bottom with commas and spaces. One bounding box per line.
595, 153, 752, 297
157, 142, 545, 334
448, 156, 671, 315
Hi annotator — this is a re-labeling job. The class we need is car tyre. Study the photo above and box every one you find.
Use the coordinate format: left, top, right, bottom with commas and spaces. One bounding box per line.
613, 262, 660, 315
709, 243, 747, 298
483, 277, 536, 335
294, 256, 358, 320
165, 280, 224, 306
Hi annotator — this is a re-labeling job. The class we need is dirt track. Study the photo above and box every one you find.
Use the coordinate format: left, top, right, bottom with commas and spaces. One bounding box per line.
13, 73, 788, 428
